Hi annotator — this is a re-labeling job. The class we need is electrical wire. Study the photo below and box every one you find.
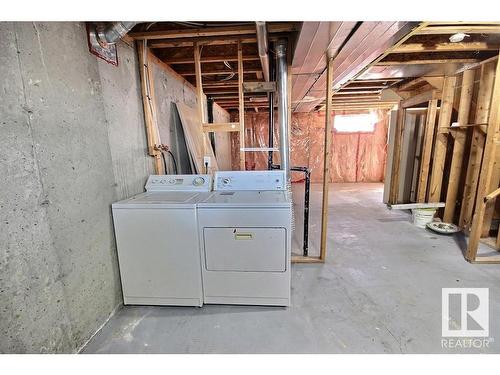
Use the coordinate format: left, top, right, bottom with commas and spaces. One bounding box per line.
160, 151, 168, 174
167, 150, 178, 174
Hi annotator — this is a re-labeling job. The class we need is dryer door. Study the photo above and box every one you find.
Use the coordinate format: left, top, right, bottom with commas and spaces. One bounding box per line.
203, 227, 286, 272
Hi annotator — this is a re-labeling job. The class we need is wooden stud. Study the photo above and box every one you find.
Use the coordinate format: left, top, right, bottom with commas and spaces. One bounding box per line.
194, 42, 207, 158
416, 99, 439, 202
202, 122, 240, 132
319, 57, 334, 263
389, 107, 406, 204
238, 41, 245, 170
459, 62, 496, 229
137, 41, 163, 174
428, 76, 457, 203
443, 70, 475, 222
466, 53, 500, 262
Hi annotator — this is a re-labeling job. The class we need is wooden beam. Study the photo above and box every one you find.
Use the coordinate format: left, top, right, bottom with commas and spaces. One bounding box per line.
243, 81, 276, 93
148, 36, 257, 48
320, 57, 334, 263
377, 58, 478, 66
389, 107, 406, 204
164, 55, 259, 64
238, 42, 245, 170
130, 23, 297, 40
137, 41, 163, 174
459, 63, 496, 229
202, 122, 240, 132
393, 41, 500, 53
401, 89, 441, 108
398, 77, 444, 91
416, 99, 439, 202
292, 255, 323, 264
389, 202, 445, 210
428, 76, 457, 203
180, 69, 261, 76
466, 53, 500, 261
194, 42, 207, 159
484, 187, 500, 202
417, 25, 500, 35
443, 70, 475, 222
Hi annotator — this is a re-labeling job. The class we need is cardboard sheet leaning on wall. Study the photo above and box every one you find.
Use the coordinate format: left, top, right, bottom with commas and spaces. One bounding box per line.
176, 102, 219, 174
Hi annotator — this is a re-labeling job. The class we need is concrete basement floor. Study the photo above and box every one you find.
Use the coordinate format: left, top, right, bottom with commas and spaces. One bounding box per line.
83, 183, 500, 353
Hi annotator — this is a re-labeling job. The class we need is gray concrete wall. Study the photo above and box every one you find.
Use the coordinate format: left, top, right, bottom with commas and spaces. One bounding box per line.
0, 22, 154, 353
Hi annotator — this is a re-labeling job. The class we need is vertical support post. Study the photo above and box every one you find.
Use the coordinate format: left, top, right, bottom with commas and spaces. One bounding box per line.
443, 70, 475, 222
466, 54, 500, 261
194, 42, 207, 158
416, 99, 439, 202
320, 57, 334, 262
459, 63, 496, 229
429, 76, 457, 203
238, 41, 246, 170
137, 40, 163, 174
389, 107, 405, 204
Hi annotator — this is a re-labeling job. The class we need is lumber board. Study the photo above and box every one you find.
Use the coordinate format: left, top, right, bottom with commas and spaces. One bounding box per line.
443, 70, 475, 223
389, 202, 445, 210
428, 76, 457, 203
320, 57, 334, 262
243, 81, 276, 93
137, 41, 163, 173
238, 42, 245, 170
393, 41, 500, 53
466, 53, 500, 261
459, 63, 496, 229
292, 255, 324, 264
389, 107, 406, 204
401, 89, 441, 108
202, 122, 240, 132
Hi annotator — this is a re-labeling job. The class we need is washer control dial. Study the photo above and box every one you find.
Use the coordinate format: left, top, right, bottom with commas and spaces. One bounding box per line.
193, 177, 205, 186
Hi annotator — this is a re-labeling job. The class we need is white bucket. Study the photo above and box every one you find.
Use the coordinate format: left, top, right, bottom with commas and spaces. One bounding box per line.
411, 208, 437, 228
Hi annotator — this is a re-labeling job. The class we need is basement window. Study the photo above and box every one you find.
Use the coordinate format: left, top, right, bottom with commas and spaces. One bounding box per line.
333, 113, 377, 133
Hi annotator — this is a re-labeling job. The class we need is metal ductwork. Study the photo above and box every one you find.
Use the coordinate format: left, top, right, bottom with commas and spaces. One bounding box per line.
255, 21, 270, 82
89, 22, 137, 48
276, 39, 290, 183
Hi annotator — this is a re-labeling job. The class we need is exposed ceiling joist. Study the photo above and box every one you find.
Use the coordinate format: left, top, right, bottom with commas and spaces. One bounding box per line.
180, 69, 261, 76
164, 55, 259, 64
131, 23, 298, 40
393, 41, 500, 53
416, 25, 500, 35
377, 58, 479, 65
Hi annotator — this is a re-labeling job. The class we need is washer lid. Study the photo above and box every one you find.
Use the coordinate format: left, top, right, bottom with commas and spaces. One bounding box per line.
112, 191, 201, 208
198, 191, 291, 208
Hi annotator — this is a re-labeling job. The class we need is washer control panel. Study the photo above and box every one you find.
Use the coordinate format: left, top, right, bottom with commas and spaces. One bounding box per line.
145, 174, 212, 192
214, 171, 285, 191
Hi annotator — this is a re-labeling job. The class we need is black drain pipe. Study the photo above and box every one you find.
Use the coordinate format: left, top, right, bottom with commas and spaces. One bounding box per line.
272, 164, 311, 256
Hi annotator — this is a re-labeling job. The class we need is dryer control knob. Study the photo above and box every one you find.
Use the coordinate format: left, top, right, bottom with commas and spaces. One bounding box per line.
222, 177, 231, 185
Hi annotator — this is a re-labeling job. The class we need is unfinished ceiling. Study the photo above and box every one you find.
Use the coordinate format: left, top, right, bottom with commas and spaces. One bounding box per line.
129, 22, 300, 112
128, 22, 500, 114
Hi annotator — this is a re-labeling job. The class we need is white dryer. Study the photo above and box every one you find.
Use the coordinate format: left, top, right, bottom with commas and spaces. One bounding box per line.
197, 171, 292, 306
112, 174, 212, 307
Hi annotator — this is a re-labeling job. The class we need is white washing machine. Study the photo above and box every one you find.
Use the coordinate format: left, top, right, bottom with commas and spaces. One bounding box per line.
112, 174, 212, 307
197, 170, 292, 306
